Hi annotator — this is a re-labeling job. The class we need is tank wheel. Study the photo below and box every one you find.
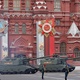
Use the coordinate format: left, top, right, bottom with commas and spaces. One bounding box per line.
1, 72, 5, 74
32, 70, 37, 74
34, 70, 37, 73
5, 72, 9, 74
60, 70, 62, 72
19, 71, 23, 74
25, 69, 30, 74
10, 72, 14, 74
32, 71, 35, 74
14, 71, 17, 74
53, 70, 56, 72
45, 70, 49, 72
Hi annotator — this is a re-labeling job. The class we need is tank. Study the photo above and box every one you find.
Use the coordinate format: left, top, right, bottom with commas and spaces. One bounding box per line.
0, 54, 38, 74
39, 55, 75, 72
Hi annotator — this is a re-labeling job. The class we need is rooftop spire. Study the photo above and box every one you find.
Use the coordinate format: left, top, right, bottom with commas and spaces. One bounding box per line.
67, 22, 80, 37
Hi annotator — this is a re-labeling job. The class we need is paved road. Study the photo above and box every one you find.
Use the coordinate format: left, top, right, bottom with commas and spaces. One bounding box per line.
0, 70, 80, 80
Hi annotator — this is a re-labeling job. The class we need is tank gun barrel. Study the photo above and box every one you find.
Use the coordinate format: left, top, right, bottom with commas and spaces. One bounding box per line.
28, 56, 50, 61
28, 54, 68, 61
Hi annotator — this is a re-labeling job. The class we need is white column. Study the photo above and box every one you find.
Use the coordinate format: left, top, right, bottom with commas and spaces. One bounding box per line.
36, 21, 44, 65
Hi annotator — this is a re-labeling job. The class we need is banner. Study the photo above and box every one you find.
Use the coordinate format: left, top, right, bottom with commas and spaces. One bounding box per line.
49, 36, 55, 56
36, 21, 44, 65
2, 33, 8, 59
39, 18, 55, 56
0, 19, 8, 60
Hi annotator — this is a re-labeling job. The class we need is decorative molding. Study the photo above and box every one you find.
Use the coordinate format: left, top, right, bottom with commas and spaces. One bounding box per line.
36, 1, 46, 4
68, 41, 80, 43
55, 41, 60, 43
3, 13, 32, 18
33, 6, 47, 9
67, 36, 80, 38
62, 0, 70, 1
54, 36, 60, 38
10, 36, 28, 47
33, 14, 54, 18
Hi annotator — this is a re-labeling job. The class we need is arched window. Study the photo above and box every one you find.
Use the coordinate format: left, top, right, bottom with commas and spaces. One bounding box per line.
22, 23, 26, 34
15, 23, 19, 34
74, 48, 80, 57
60, 42, 66, 55
54, 0, 61, 12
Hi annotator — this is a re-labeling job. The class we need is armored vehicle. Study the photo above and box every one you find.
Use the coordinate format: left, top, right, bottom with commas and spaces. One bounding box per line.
0, 54, 75, 74
0, 54, 38, 74
39, 55, 75, 72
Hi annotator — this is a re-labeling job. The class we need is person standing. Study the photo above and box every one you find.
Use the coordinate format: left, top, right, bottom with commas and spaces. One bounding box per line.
41, 64, 45, 79
65, 65, 69, 80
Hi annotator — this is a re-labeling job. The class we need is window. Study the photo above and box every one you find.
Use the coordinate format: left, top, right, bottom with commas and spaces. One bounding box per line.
54, 0, 61, 12
74, 48, 80, 57
15, 23, 19, 34
60, 42, 66, 54
22, 23, 26, 34
26, 0, 30, 10
13, 0, 20, 10
3, 0, 8, 10
56, 19, 60, 26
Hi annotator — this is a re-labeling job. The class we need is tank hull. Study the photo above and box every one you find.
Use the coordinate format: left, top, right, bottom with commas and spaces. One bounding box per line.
0, 65, 38, 74
39, 64, 75, 72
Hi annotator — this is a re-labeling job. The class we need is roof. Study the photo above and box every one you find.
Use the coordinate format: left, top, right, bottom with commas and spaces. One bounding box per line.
67, 22, 80, 37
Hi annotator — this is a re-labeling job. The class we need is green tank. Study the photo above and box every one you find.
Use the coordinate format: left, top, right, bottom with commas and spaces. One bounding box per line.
0, 54, 38, 74
39, 55, 75, 72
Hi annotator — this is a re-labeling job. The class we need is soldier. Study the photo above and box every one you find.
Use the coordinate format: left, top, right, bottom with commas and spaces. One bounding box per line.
65, 65, 69, 80
41, 64, 45, 79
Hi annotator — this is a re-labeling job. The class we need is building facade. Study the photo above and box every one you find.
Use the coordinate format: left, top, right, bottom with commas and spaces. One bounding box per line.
0, 0, 80, 59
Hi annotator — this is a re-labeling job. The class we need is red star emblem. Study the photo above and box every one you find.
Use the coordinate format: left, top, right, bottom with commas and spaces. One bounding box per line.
38, 19, 55, 37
